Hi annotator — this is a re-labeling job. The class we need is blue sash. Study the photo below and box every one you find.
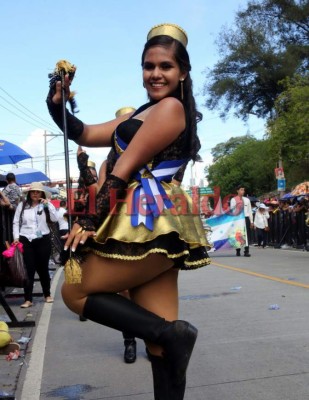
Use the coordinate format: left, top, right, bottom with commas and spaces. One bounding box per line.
116, 131, 187, 231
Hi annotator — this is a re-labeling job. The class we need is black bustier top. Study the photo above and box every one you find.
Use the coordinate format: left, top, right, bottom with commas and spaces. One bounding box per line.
112, 102, 190, 170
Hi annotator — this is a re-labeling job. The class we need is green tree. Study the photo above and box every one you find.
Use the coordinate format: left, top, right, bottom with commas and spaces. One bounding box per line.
203, 0, 309, 120
211, 134, 255, 162
267, 74, 309, 185
267, 75, 309, 161
206, 138, 277, 197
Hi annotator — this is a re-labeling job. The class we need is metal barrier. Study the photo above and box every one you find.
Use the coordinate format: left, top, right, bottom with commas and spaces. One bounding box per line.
249, 209, 308, 250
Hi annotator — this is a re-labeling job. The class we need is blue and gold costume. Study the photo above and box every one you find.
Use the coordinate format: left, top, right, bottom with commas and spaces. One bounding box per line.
86, 103, 211, 270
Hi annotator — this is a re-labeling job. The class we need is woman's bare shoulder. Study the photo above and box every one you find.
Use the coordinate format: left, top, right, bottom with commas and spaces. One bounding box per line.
145, 97, 185, 122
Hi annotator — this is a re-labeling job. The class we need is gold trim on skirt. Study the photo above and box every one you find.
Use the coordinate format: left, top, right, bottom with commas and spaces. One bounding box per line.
86, 181, 211, 269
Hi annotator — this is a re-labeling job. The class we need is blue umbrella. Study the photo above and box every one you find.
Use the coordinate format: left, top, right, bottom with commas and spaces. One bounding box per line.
43, 185, 59, 195
8, 167, 50, 185
0, 140, 32, 165
280, 193, 295, 200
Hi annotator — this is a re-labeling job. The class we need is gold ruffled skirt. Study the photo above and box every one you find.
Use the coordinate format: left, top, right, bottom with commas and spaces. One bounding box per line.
84, 181, 211, 270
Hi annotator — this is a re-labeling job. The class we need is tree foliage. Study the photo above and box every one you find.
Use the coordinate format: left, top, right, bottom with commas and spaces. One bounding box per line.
206, 138, 278, 197
203, 0, 309, 120
211, 134, 255, 162
267, 74, 309, 175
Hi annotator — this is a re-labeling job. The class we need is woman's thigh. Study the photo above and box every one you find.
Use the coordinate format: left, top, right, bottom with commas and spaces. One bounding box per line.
129, 268, 179, 355
20, 238, 35, 276
35, 237, 51, 269
129, 268, 179, 321
61, 252, 174, 313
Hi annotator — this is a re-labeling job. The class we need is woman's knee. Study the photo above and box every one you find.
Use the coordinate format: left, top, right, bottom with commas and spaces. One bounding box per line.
61, 282, 86, 315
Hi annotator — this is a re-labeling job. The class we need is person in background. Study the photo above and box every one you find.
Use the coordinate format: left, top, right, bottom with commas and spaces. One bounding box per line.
113, 107, 139, 364
2, 173, 21, 210
76, 107, 139, 363
230, 185, 254, 256
74, 146, 98, 214
58, 200, 69, 242
12, 182, 58, 308
74, 149, 100, 322
0, 190, 12, 208
253, 203, 270, 248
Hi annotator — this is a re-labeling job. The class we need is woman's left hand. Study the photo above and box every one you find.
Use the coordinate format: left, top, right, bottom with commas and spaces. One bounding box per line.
40, 198, 49, 206
64, 222, 96, 252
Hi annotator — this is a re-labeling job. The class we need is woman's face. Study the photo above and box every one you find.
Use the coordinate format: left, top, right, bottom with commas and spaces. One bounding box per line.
29, 190, 44, 202
142, 45, 186, 101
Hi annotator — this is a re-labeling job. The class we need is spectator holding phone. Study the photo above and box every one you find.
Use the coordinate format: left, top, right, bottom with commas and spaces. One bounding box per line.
12, 182, 58, 308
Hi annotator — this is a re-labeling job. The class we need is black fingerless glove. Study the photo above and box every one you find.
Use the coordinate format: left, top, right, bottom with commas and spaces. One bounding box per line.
76, 174, 128, 231
46, 85, 84, 142
77, 152, 97, 187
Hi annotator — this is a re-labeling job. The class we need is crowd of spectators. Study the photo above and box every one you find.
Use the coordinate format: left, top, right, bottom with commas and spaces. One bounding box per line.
255, 195, 309, 249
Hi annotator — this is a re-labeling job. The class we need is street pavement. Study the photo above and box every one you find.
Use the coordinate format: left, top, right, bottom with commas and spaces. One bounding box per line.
1, 246, 309, 400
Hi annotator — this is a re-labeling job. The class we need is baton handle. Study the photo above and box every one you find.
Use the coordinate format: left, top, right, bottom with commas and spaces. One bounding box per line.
60, 71, 73, 232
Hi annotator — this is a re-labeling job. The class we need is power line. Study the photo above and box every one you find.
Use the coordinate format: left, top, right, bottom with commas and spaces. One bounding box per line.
0, 86, 58, 130
21, 156, 75, 164
0, 94, 58, 132
0, 102, 45, 129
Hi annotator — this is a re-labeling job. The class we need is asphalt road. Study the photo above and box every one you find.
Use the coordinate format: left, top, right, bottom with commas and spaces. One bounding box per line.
2, 246, 308, 400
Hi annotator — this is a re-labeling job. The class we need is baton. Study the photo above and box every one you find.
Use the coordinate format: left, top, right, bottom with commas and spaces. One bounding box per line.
60, 70, 73, 232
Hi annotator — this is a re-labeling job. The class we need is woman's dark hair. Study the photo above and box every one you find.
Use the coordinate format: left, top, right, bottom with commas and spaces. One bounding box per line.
141, 35, 201, 161
19, 190, 51, 225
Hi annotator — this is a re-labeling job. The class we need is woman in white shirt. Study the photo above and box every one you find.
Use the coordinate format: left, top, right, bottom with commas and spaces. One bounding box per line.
254, 204, 270, 248
13, 182, 58, 308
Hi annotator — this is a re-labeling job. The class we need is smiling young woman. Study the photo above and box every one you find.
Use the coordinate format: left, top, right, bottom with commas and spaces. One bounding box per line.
46, 23, 211, 399
142, 45, 187, 102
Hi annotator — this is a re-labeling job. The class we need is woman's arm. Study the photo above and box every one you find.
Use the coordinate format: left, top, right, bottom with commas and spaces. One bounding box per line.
0, 191, 12, 208
48, 77, 133, 147
79, 118, 128, 147
112, 97, 186, 181
12, 203, 22, 241
46, 202, 58, 222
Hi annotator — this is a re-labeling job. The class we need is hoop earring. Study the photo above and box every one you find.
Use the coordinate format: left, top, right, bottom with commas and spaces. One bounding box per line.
180, 79, 184, 101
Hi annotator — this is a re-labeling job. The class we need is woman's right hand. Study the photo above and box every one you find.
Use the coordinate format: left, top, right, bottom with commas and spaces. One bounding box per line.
51, 74, 71, 104
13, 239, 19, 244
64, 222, 96, 252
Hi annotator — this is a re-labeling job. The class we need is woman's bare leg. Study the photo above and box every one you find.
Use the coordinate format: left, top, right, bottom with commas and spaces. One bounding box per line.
129, 267, 179, 356
62, 254, 196, 387
61, 252, 174, 315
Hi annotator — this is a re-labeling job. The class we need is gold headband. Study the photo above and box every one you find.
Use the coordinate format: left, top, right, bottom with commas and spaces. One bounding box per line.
147, 23, 188, 48
115, 107, 136, 118
87, 160, 96, 168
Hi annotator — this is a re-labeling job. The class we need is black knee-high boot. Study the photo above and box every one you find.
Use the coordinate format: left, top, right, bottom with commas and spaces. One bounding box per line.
83, 293, 197, 385
148, 352, 186, 400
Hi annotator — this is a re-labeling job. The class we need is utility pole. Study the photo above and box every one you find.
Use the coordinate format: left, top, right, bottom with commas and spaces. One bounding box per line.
44, 130, 47, 175
43, 130, 63, 176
